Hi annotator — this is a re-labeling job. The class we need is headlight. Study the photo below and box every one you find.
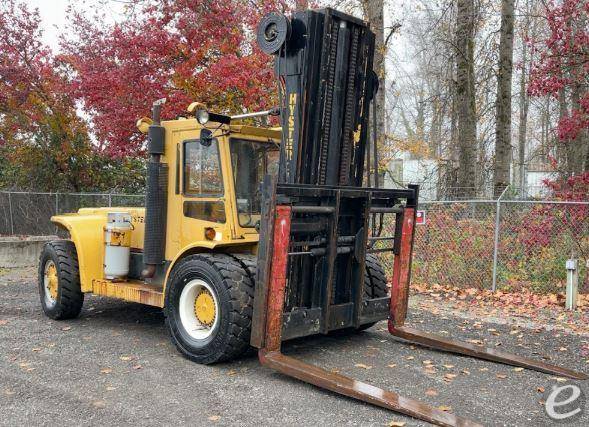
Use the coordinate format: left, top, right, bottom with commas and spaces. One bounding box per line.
196, 109, 209, 125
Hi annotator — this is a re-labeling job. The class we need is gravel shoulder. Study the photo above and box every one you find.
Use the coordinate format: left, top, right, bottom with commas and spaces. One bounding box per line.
1, 267, 587, 426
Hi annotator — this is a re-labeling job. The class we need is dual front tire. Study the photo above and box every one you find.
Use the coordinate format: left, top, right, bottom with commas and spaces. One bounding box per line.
164, 253, 255, 365
166, 253, 388, 362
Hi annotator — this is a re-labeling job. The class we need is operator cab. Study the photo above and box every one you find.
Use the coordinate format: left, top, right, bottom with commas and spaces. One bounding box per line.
182, 133, 279, 228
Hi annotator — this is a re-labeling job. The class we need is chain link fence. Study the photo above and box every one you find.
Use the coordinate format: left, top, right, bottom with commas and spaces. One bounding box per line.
0, 191, 144, 236
1, 190, 587, 294
409, 199, 589, 293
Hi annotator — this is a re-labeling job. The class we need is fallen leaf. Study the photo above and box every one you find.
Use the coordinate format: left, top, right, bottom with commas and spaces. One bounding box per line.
537, 387, 545, 393
438, 405, 452, 412
92, 400, 106, 409
61, 326, 71, 331
442, 364, 454, 369
227, 369, 237, 376
559, 347, 567, 352
425, 388, 438, 396
119, 356, 133, 361
0, 320, 9, 326
513, 367, 524, 372
106, 386, 117, 391
355, 363, 372, 369
496, 374, 507, 379
31, 348, 41, 352
132, 365, 142, 370
208, 415, 220, 421
422, 360, 433, 365
479, 367, 489, 372
406, 356, 414, 360
555, 377, 567, 383
444, 373, 457, 381
387, 364, 397, 368
100, 368, 112, 374
388, 422, 406, 427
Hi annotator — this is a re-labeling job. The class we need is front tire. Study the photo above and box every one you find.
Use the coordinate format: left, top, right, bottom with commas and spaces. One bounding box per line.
358, 254, 389, 331
164, 253, 254, 364
38, 240, 84, 320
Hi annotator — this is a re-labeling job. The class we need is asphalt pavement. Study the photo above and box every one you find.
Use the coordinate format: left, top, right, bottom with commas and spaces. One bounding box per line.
1, 267, 587, 426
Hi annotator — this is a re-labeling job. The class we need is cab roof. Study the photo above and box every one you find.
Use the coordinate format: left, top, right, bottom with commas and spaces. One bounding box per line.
229, 125, 281, 140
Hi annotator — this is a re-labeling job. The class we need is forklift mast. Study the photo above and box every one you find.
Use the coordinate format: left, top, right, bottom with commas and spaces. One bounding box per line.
262, 9, 375, 187
252, 8, 419, 345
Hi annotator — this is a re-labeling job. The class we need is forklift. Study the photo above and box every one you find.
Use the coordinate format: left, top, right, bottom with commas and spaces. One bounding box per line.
38, 8, 585, 426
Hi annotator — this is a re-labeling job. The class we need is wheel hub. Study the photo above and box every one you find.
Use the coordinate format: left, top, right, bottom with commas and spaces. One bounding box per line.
45, 262, 58, 300
194, 289, 216, 327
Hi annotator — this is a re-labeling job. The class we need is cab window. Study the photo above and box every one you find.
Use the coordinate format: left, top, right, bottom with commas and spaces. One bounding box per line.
183, 138, 225, 223
183, 139, 223, 196
230, 138, 280, 227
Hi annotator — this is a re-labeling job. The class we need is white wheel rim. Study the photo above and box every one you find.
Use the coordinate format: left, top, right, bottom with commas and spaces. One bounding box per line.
179, 279, 220, 340
43, 260, 57, 308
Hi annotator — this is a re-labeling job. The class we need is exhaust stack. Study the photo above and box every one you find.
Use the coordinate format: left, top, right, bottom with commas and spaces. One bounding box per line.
141, 99, 168, 279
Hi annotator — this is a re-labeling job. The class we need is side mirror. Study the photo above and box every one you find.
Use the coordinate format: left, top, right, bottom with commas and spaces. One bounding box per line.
200, 128, 213, 147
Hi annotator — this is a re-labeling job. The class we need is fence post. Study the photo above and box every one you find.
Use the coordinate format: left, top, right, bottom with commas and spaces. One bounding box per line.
108, 193, 112, 207
565, 259, 579, 310
491, 187, 509, 292
8, 192, 14, 235
55, 193, 59, 215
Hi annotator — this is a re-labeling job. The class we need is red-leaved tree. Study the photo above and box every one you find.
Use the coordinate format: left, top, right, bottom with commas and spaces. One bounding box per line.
528, 0, 589, 199
61, 0, 283, 157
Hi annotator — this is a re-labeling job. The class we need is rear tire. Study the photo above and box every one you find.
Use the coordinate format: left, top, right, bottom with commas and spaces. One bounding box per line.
164, 253, 254, 364
38, 240, 84, 320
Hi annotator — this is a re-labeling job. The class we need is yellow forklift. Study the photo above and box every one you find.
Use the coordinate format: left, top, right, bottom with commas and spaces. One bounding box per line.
38, 8, 585, 427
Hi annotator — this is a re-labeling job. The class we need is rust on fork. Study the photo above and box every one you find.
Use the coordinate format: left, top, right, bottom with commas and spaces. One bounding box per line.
389, 325, 588, 380
259, 349, 483, 427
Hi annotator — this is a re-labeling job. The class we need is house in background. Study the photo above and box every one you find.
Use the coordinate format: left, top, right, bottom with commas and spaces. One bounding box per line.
384, 152, 438, 200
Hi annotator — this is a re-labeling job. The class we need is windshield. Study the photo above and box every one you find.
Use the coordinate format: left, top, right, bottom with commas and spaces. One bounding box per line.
230, 138, 280, 227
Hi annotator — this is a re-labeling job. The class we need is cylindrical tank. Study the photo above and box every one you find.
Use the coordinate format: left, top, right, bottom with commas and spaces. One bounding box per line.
104, 212, 132, 280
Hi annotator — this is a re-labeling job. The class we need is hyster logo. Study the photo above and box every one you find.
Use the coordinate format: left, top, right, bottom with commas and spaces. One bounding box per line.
286, 92, 296, 163
544, 383, 585, 423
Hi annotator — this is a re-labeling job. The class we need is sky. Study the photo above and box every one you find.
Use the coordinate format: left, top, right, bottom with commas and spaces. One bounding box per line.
27, 0, 124, 51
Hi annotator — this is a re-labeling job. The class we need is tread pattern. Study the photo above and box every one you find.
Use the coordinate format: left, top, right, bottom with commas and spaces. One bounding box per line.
364, 253, 388, 298
169, 253, 255, 363
39, 240, 84, 319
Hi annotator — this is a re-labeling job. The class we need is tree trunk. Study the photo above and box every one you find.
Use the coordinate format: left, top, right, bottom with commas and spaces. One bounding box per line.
364, 0, 385, 176
516, 18, 529, 198
558, 88, 570, 175
493, 0, 515, 197
455, 0, 477, 198
570, 83, 587, 174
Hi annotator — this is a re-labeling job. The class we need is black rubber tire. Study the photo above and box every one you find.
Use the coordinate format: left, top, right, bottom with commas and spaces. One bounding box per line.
364, 253, 389, 299
38, 240, 84, 320
358, 254, 389, 331
164, 253, 254, 364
